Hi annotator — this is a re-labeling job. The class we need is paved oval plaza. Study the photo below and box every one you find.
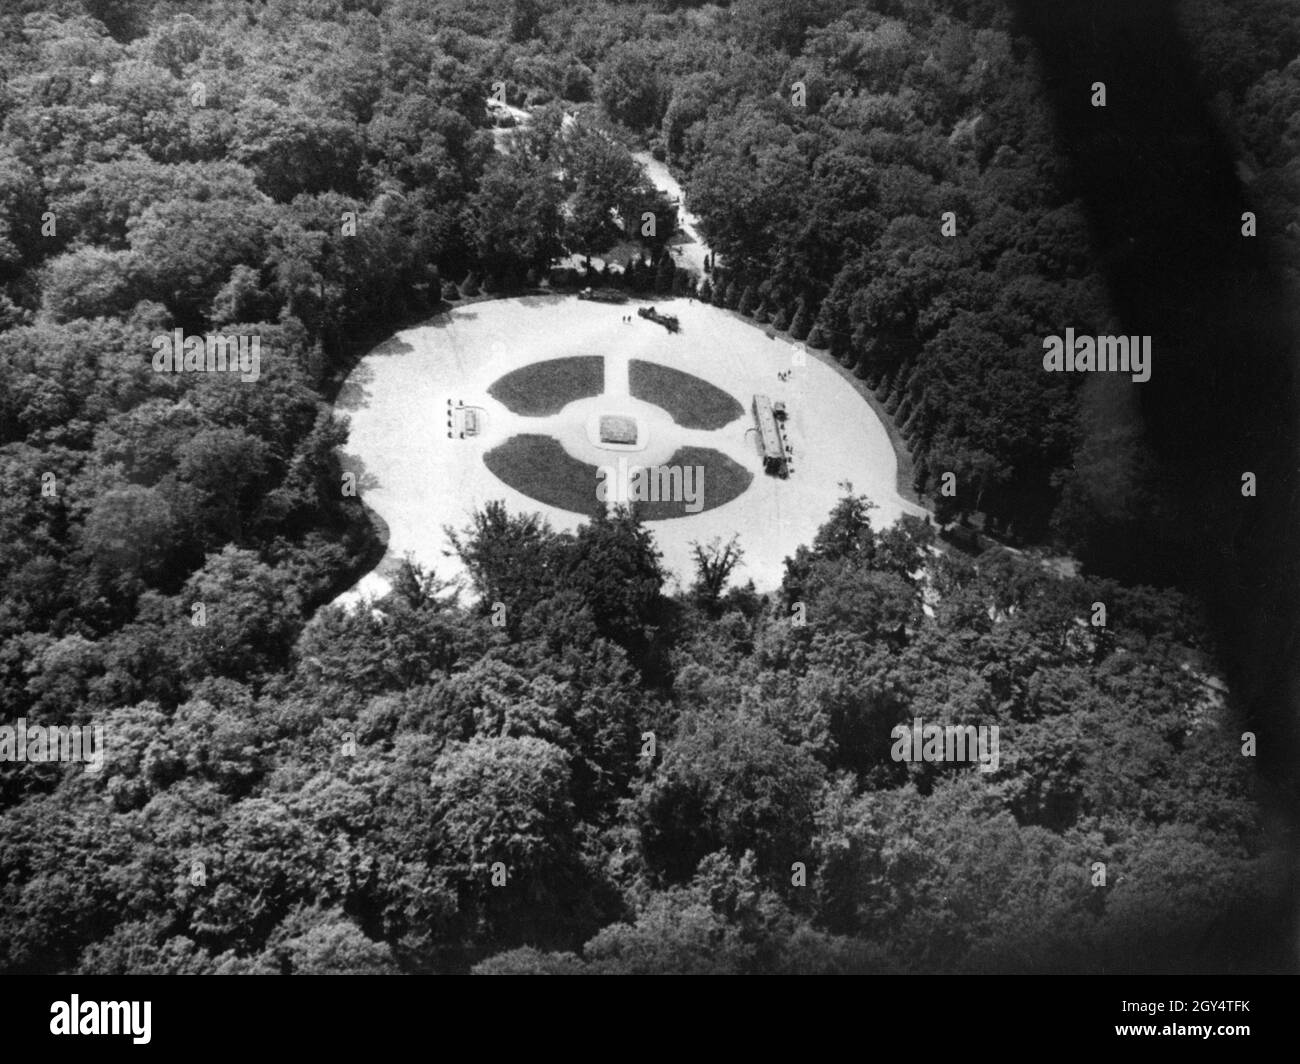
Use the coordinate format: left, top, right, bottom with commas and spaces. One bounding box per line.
335, 296, 924, 601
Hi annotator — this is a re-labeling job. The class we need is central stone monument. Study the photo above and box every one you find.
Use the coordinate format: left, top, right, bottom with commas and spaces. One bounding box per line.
598, 414, 638, 445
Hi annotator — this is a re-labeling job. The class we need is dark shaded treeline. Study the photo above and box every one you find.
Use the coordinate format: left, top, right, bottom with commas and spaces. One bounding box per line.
1014, 0, 1298, 933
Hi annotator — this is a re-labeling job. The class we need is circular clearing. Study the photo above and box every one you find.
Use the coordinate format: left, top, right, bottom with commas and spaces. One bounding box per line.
333, 295, 926, 603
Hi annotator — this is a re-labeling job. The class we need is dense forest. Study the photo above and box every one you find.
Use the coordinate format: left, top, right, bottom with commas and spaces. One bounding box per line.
0, 0, 1295, 973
